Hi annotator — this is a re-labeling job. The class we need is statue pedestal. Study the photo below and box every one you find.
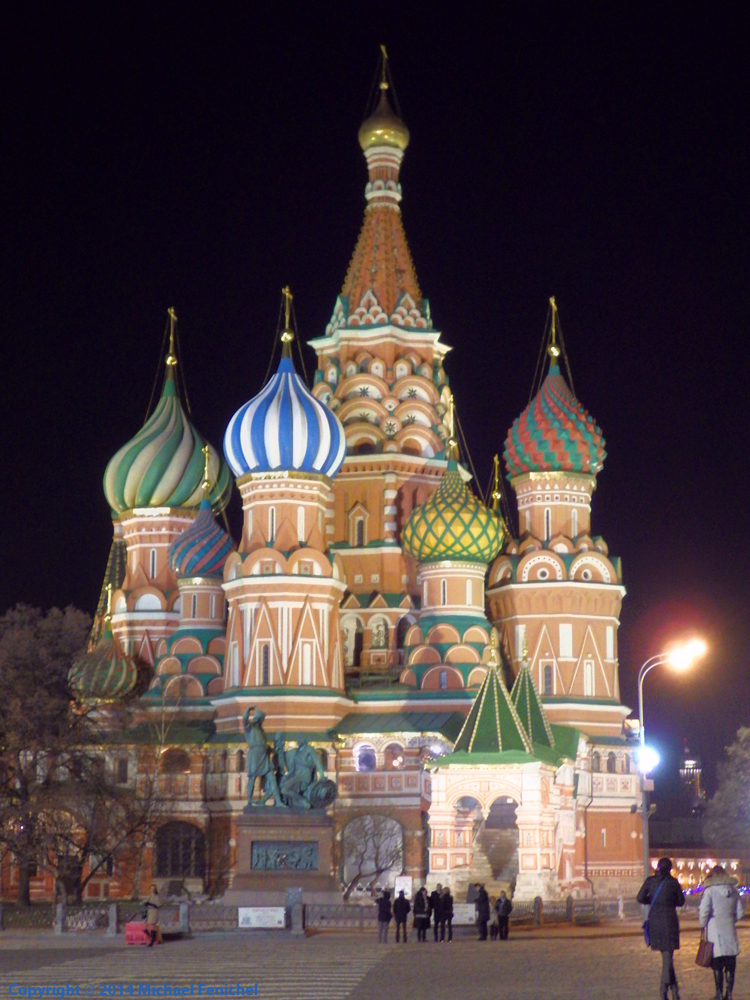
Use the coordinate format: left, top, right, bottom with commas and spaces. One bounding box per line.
225, 809, 339, 905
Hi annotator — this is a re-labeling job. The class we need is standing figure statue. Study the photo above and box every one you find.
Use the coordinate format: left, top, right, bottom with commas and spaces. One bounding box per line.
243, 707, 285, 809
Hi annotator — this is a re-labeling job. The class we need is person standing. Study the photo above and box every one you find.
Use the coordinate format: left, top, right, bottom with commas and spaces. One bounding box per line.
413, 887, 430, 942
497, 890, 513, 940
475, 883, 490, 941
376, 888, 392, 943
144, 884, 162, 947
440, 885, 454, 942
489, 897, 499, 940
636, 857, 685, 1000
699, 864, 745, 1000
429, 883, 443, 942
393, 889, 411, 943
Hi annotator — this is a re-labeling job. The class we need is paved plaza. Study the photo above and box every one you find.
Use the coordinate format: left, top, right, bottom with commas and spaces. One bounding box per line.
1, 925, 749, 1000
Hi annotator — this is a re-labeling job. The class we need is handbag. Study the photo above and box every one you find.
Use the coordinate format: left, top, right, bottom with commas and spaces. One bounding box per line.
642, 879, 665, 947
696, 928, 714, 967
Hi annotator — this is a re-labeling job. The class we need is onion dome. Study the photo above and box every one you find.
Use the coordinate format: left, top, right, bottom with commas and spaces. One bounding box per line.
504, 362, 606, 478
104, 367, 232, 514
224, 355, 346, 479
70, 623, 138, 701
358, 85, 410, 151
168, 498, 235, 578
402, 461, 504, 564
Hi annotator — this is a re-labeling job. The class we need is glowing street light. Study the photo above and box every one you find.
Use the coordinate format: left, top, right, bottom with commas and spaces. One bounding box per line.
637, 638, 707, 877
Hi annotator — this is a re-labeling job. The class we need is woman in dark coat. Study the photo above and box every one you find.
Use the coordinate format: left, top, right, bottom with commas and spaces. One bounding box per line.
413, 887, 430, 942
637, 857, 686, 1000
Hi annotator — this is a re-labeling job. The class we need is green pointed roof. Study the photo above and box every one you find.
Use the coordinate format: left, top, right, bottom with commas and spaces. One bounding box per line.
453, 664, 532, 754
511, 662, 555, 749
90, 531, 126, 647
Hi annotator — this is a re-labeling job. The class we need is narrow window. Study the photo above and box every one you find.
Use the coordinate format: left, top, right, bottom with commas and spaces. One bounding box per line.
606, 626, 614, 660
150, 548, 157, 578
571, 508, 578, 538
261, 645, 270, 686
465, 579, 472, 606
191, 594, 198, 619
544, 508, 551, 541
543, 663, 553, 695
515, 624, 526, 658
591, 751, 601, 773
441, 579, 447, 606
301, 643, 313, 685
297, 506, 305, 542
559, 624, 573, 658
524, 510, 531, 532
439, 669, 448, 691
355, 518, 364, 547
268, 507, 276, 543
607, 752, 616, 773
584, 659, 595, 696
210, 594, 216, 619
116, 757, 129, 784
600, 829, 607, 848
423, 581, 429, 606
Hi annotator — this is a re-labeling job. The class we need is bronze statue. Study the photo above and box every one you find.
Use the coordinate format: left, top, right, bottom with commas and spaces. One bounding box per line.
242, 708, 336, 810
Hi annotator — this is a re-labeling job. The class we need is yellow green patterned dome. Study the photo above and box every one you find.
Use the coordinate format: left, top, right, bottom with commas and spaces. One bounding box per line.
402, 462, 504, 564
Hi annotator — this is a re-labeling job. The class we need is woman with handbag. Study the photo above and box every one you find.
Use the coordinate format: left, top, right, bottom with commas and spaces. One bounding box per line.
637, 857, 686, 1000
699, 864, 745, 1000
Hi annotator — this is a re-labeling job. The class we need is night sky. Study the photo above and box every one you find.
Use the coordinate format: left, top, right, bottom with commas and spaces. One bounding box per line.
4, 4, 748, 805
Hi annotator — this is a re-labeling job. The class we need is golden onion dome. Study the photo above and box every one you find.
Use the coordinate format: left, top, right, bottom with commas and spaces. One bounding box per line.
358, 87, 410, 151
402, 462, 504, 564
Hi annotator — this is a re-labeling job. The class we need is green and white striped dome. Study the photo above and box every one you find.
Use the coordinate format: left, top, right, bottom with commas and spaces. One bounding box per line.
104, 368, 232, 514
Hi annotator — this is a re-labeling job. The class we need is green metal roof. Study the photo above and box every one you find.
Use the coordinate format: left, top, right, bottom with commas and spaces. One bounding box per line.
453, 665, 532, 755
334, 711, 465, 741
511, 664, 555, 748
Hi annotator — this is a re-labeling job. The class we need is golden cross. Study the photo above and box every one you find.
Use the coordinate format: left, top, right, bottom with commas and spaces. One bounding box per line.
166, 307, 178, 367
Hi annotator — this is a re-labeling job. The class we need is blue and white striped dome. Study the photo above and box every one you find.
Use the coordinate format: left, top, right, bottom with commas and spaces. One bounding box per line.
224, 356, 346, 479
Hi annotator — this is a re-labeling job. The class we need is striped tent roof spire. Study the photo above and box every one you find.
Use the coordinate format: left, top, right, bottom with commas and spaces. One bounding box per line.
452, 663, 532, 755
511, 660, 556, 749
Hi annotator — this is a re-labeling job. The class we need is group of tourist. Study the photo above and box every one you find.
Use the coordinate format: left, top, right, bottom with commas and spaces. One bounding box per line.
375, 882, 513, 943
377, 885, 454, 943
638, 856, 745, 1000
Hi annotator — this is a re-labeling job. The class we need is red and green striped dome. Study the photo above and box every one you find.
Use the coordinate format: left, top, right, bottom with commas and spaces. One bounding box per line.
504, 364, 606, 478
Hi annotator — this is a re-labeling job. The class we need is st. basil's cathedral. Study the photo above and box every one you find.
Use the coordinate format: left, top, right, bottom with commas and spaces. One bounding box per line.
8, 59, 644, 905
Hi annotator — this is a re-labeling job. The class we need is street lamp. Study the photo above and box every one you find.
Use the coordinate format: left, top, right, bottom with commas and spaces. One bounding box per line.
637, 639, 707, 878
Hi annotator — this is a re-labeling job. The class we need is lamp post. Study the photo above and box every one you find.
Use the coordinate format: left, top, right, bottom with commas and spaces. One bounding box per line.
637, 639, 707, 878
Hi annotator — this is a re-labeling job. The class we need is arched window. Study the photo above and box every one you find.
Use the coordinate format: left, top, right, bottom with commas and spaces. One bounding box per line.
486, 796, 518, 830
371, 620, 388, 649
441, 580, 447, 606
623, 753, 630, 774
544, 508, 551, 541
160, 749, 191, 774
237, 750, 245, 772
150, 549, 157, 578
261, 645, 270, 686
268, 507, 276, 543
439, 669, 448, 691
318, 749, 329, 771
524, 510, 531, 532
355, 518, 364, 547
210, 594, 216, 619
607, 752, 617, 774
355, 744, 377, 772
542, 663, 553, 695
384, 744, 404, 770
191, 594, 198, 619
591, 751, 601, 773
155, 822, 205, 879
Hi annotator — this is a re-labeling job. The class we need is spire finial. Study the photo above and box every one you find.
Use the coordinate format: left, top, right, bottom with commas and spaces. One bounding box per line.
104, 583, 113, 623
280, 286, 294, 358
200, 444, 211, 498
548, 296, 561, 362
446, 393, 458, 459
166, 307, 178, 367
380, 44, 389, 89
491, 454, 501, 512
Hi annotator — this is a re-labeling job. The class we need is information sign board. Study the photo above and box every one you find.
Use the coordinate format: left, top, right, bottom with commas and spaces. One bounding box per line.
238, 906, 286, 929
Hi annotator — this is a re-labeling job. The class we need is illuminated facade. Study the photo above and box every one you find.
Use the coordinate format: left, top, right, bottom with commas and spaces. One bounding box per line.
2, 61, 650, 905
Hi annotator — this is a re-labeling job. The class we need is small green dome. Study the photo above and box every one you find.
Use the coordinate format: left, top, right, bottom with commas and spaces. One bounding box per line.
103, 368, 232, 514
402, 462, 504, 564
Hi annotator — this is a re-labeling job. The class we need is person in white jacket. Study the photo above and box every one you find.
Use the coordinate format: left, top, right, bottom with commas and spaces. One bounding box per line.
699, 865, 745, 1000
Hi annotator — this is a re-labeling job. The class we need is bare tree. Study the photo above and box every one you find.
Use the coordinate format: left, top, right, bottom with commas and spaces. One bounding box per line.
337, 810, 404, 900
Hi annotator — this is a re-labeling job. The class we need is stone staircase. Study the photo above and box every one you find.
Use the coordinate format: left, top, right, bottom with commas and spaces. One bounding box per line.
452, 823, 519, 902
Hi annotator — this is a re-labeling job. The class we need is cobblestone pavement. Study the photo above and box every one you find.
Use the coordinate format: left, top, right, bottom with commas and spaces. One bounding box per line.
0, 926, 748, 1000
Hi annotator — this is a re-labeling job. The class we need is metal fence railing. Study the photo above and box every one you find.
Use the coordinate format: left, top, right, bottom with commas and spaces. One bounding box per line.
188, 905, 239, 933
304, 903, 378, 931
